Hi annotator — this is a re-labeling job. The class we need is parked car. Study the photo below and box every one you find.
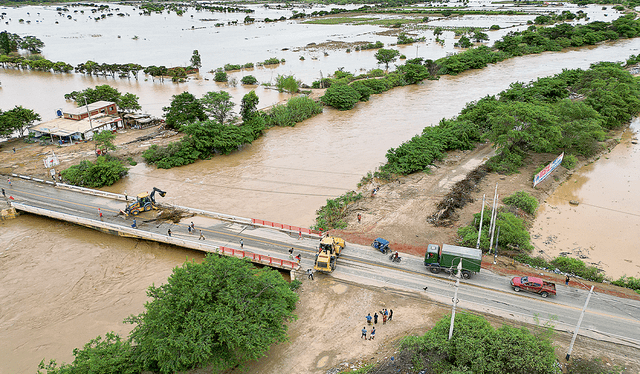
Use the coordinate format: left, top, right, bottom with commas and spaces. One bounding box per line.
510, 276, 556, 298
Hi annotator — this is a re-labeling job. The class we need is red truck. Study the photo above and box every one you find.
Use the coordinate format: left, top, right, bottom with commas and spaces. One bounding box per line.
510, 276, 556, 298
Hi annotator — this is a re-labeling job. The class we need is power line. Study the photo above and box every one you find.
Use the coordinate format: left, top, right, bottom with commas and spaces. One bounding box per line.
577, 202, 640, 218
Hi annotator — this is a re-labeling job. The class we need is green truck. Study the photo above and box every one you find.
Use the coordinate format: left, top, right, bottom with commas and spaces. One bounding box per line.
424, 244, 482, 279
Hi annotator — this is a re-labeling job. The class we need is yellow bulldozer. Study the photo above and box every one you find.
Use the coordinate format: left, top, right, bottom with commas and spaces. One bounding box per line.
313, 236, 346, 273
120, 187, 166, 216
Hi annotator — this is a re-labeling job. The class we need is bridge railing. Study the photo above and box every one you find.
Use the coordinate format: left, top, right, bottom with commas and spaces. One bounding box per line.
11, 202, 299, 271
251, 218, 322, 239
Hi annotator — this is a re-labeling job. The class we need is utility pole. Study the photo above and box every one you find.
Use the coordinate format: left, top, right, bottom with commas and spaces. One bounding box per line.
566, 285, 594, 361
476, 194, 485, 249
448, 260, 463, 340
488, 183, 498, 254
493, 227, 500, 264
84, 97, 94, 131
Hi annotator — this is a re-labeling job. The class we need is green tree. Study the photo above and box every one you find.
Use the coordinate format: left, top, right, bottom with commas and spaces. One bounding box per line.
61, 155, 128, 188
126, 255, 298, 373
162, 91, 207, 130
400, 313, 557, 374
214, 69, 227, 82
240, 90, 259, 121
0, 31, 18, 55
241, 75, 258, 85
190, 49, 201, 69
200, 91, 236, 125
321, 84, 360, 110
93, 130, 116, 154
374, 48, 400, 70
37, 332, 140, 374
118, 93, 141, 113
65, 85, 122, 106
0, 106, 41, 138
397, 63, 429, 84
275, 74, 300, 94
20, 35, 45, 53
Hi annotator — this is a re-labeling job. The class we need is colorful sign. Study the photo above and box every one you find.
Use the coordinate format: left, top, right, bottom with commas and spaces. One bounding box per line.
534, 152, 564, 187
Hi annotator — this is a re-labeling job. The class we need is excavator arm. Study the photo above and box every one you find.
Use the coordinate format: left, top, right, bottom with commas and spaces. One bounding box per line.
149, 187, 167, 203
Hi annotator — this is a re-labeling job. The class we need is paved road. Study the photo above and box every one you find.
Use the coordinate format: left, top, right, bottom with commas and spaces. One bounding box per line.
4, 177, 640, 349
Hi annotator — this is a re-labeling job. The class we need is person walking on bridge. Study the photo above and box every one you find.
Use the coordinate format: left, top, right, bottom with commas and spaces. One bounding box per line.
240, 239, 244, 249
131, 219, 137, 229
167, 228, 172, 237
199, 230, 205, 240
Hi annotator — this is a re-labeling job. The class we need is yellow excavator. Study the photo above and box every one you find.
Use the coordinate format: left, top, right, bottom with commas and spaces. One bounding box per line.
313, 236, 346, 273
121, 187, 166, 216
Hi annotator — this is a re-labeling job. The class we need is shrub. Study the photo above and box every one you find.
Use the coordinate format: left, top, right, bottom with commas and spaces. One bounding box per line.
262, 57, 280, 65
265, 96, 322, 127
214, 69, 227, 82
611, 276, 640, 293
550, 257, 604, 282
350, 81, 373, 102
61, 155, 128, 188
458, 209, 533, 252
490, 24, 500, 30
503, 191, 538, 215
223, 63, 242, 71
566, 357, 625, 374
313, 191, 363, 231
243, 62, 254, 69
320, 84, 360, 110
562, 153, 577, 169
241, 75, 258, 85
514, 254, 551, 268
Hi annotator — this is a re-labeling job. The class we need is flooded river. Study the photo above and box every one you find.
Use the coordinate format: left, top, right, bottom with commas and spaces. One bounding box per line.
1, 3, 639, 372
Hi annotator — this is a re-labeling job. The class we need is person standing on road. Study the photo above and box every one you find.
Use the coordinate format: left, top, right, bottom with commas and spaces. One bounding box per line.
388, 309, 393, 322
167, 228, 172, 237
240, 239, 244, 249
131, 219, 137, 229
357, 213, 361, 223
7, 178, 11, 186
361, 327, 367, 339
366, 313, 372, 325
98, 208, 103, 220
374, 312, 378, 324
565, 275, 570, 286
369, 326, 376, 340
307, 268, 314, 280
2, 188, 5, 197
199, 230, 205, 240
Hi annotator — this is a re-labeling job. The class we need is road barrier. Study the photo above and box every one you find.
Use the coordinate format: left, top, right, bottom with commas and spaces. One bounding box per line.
11, 202, 299, 271
251, 218, 322, 239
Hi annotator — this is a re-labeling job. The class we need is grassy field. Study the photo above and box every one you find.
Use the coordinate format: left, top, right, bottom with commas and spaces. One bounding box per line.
303, 16, 422, 25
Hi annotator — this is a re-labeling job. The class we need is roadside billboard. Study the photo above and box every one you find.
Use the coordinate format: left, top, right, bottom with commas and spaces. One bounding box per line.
533, 152, 564, 188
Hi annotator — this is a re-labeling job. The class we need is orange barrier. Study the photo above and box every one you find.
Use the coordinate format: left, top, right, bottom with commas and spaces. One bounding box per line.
218, 246, 299, 270
251, 218, 322, 237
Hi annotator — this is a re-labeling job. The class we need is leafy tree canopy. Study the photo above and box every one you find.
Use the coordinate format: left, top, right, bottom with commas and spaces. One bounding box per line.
320, 84, 360, 111
240, 90, 260, 121
190, 49, 201, 69
93, 130, 117, 153
0, 105, 41, 138
200, 91, 236, 125
64, 85, 140, 114
374, 48, 400, 69
61, 155, 128, 188
125, 255, 298, 373
400, 313, 557, 374
162, 91, 207, 130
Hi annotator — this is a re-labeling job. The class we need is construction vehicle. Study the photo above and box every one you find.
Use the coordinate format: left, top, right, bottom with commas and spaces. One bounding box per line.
423, 243, 482, 279
121, 187, 166, 216
313, 236, 345, 273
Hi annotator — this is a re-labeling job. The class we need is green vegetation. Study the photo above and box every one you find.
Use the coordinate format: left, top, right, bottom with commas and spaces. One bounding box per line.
611, 276, 640, 293
162, 92, 207, 130
64, 85, 141, 113
514, 253, 605, 283
241, 75, 258, 85
458, 209, 533, 251
38, 254, 298, 374
0, 31, 44, 54
200, 91, 235, 125
321, 84, 361, 110
214, 69, 228, 82
374, 48, 400, 69
61, 155, 128, 188
190, 50, 201, 70
503, 191, 538, 215
262, 57, 282, 66
0, 105, 40, 138
275, 74, 301, 94
224, 63, 243, 71
264, 96, 322, 127
356, 40, 384, 51
313, 191, 363, 231
93, 130, 116, 154
565, 357, 624, 374
142, 119, 264, 168
396, 313, 557, 374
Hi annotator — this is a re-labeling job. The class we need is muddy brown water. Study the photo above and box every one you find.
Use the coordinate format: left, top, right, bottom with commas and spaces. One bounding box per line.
1, 5, 640, 372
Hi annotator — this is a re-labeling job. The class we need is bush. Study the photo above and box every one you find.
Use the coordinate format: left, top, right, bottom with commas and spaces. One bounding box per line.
565, 357, 625, 374
61, 155, 128, 188
458, 209, 533, 252
399, 313, 558, 374
514, 253, 551, 269
262, 57, 280, 65
503, 191, 538, 215
562, 153, 577, 169
611, 276, 640, 293
314, 191, 362, 231
320, 84, 360, 110
223, 63, 242, 71
265, 96, 322, 127
550, 257, 604, 282
490, 24, 500, 30
241, 75, 258, 85
214, 69, 227, 82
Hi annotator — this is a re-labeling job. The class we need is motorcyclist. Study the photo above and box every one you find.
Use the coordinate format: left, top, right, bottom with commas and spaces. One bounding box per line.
393, 251, 399, 261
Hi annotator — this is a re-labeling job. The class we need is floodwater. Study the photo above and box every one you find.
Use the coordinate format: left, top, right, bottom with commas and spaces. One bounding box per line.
531, 118, 640, 279
1, 4, 640, 373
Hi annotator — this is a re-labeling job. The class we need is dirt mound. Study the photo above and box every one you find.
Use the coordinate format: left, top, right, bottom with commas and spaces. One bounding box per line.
143, 206, 193, 223
428, 165, 488, 227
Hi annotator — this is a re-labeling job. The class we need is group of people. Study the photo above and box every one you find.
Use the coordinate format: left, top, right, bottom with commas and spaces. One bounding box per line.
362, 309, 393, 340
289, 247, 301, 264
365, 309, 393, 326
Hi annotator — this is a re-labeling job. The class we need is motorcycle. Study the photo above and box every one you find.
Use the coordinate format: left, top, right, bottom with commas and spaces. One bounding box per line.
389, 253, 402, 263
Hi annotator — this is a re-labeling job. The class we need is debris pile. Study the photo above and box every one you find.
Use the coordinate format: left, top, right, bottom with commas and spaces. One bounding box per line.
428, 165, 488, 227
144, 206, 194, 223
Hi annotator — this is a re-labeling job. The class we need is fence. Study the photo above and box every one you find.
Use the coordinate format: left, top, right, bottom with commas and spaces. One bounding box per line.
251, 218, 322, 239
